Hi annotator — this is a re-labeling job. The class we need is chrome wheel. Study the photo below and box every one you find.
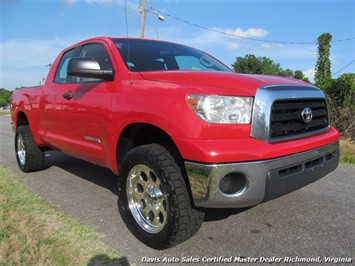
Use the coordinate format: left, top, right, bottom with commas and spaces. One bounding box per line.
126, 164, 168, 234
118, 144, 205, 249
16, 133, 26, 166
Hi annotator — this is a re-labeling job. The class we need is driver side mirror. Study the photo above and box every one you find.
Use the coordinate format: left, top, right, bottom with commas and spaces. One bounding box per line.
67, 57, 114, 81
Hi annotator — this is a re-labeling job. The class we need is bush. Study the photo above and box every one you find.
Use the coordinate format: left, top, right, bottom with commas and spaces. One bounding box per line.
322, 74, 355, 140
327, 96, 355, 140
340, 139, 355, 165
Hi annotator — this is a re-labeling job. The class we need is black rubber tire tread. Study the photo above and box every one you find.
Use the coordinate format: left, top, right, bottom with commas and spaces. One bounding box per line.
118, 144, 204, 249
15, 125, 45, 172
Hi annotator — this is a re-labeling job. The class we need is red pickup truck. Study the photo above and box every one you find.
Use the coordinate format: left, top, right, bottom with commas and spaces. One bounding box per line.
10, 37, 340, 249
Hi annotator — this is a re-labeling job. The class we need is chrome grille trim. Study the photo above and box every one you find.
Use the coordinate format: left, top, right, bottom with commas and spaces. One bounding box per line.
251, 85, 330, 143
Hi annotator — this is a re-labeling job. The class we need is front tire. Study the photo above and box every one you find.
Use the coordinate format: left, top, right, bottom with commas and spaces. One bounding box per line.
15, 125, 45, 172
118, 144, 204, 249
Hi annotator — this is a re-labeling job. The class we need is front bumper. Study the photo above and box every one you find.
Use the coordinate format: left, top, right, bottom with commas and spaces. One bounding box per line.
185, 141, 339, 208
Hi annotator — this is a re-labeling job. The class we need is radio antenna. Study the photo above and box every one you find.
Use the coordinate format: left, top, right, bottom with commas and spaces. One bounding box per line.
124, 0, 133, 85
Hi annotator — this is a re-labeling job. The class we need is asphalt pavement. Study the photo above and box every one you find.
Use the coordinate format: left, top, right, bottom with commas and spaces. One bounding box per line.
1, 114, 354, 265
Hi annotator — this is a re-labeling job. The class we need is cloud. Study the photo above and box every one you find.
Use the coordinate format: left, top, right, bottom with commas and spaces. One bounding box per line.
84, 0, 139, 10
182, 27, 268, 45
62, 0, 139, 11
252, 43, 317, 61
303, 68, 315, 83
0, 36, 91, 89
63, 0, 78, 7
85, 0, 114, 6
260, 43, 283, 49
1, 39, 63, 68
225, 42, 240, 50
157, 25, 269, 50
224, 27, 268, 39
65, 0, 115, 5
0, 39, 63, 89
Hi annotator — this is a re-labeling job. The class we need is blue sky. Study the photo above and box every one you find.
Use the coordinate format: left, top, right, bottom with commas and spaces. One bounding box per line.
1, 0, 354, 90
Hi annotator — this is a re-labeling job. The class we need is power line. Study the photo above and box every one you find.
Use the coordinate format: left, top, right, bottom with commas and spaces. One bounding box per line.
331, 37, 355, 43
332, 58, 355, 76
155, 9, 355, 45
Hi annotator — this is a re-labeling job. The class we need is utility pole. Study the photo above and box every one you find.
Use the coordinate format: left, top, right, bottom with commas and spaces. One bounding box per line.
140, 0, 147, 38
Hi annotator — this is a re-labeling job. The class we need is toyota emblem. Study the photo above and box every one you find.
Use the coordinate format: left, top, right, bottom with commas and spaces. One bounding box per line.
301, 107, 313, 123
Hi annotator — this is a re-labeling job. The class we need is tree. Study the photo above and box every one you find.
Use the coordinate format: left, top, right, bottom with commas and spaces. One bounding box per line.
232, 54, 310, 82
323, 73, 355, 109
313, 33, 354, 139
0, 88, 12, 106
314, 33, 332, 86
232, 54, 282, 75
321, 73, 355, 140
294, 70, 310, 83
282, 68, 294, 78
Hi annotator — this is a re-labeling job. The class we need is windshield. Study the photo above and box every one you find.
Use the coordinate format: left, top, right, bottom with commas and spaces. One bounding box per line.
113, 39, 232, 73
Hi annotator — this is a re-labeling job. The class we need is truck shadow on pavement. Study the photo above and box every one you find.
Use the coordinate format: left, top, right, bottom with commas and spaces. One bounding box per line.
202, 207, 251, 222
44, 150, 251, 222
44, 150, 119, 196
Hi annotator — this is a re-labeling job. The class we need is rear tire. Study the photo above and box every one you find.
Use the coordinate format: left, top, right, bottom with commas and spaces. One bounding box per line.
118, 144, 204, 249
15, 125, 45, 172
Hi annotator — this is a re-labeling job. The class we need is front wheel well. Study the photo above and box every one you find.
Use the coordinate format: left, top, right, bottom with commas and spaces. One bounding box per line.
16, 112, 29, 128
116, 123, 183, 168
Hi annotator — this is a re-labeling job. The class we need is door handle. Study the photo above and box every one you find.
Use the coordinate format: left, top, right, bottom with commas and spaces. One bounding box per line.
63, 92, 73, 99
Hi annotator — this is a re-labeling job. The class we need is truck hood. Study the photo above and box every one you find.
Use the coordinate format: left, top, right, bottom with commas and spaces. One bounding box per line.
139, 71, 312, 96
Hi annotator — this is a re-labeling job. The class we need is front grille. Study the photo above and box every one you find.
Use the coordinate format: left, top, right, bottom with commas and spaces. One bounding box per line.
270, 99, 329, 139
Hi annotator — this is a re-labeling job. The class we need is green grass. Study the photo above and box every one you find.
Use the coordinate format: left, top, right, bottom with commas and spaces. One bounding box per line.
0, 110, 10, 116
0, 165, 129, 266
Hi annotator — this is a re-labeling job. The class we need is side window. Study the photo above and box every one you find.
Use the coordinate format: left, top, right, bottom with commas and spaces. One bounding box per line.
54, 48, 76, 84
175, 55, 216, 71
76, 43, 113, 83
175, 56, 203, 70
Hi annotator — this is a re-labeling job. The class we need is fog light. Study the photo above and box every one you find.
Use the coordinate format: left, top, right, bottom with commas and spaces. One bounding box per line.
219, 173, 247, 195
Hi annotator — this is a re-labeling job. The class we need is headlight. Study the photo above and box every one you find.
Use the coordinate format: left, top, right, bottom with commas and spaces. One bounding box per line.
187, 95, 253, 124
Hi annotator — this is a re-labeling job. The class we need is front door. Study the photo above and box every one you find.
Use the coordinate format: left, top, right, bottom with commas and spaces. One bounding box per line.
61, 42, 116, 167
